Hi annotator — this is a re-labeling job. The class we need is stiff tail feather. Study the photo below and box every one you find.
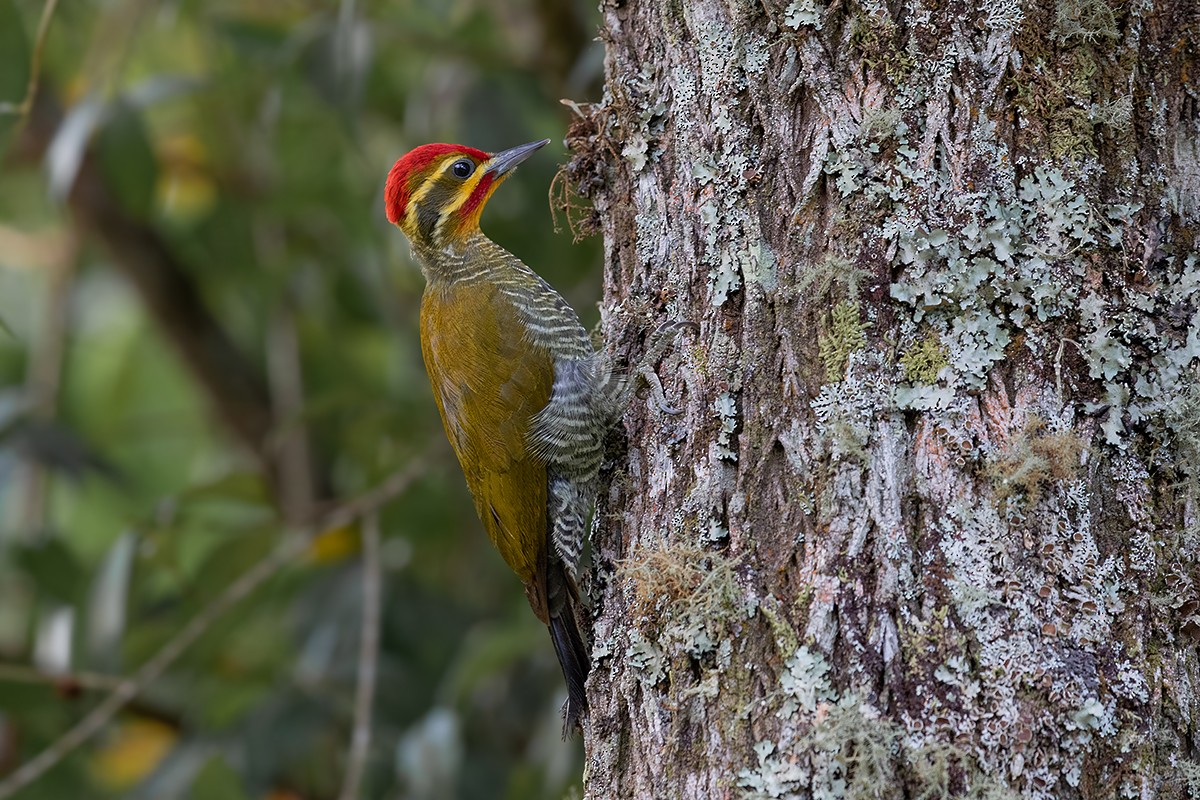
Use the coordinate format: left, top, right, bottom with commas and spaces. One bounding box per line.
548, 605, 590, 737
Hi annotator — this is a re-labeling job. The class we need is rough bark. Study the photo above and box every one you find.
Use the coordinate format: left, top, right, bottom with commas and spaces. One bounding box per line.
568, 1, 1200, 798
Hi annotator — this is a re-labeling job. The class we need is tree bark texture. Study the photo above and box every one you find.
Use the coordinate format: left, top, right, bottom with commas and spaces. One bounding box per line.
568, 1, 1200, 798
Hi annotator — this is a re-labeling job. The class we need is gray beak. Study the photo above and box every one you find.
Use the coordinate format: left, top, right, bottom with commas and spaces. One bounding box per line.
485, 138, 551, 178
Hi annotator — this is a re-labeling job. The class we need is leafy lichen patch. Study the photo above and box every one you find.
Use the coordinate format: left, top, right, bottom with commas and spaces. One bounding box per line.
737, 654, 1023, 800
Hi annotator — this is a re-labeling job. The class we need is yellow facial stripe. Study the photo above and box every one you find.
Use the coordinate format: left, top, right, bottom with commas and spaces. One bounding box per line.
435, 163, 497, 239
404, 157, 463, 229
441, 166, 488, 217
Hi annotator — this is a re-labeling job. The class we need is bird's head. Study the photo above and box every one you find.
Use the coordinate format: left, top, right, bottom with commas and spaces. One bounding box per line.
385, 138, 550, 249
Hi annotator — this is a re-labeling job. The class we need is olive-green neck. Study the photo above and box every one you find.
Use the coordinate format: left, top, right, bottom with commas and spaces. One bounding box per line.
409, 232, 518, 284
410, 232, 592, 360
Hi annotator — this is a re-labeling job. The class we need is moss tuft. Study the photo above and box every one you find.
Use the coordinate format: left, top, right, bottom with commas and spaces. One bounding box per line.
618, 542, 745, 634
900, 334, 950, 384
818, 300, 868, 382
985, 416, 1087, 505
1053, 0, 1118, 43
847, 11, 915, 86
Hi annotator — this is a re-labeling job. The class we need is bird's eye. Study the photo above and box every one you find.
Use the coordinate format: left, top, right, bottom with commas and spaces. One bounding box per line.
451, 159, 475, 179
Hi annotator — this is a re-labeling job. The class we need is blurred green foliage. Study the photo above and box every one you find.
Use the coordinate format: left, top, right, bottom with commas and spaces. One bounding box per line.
0, 0, 603, 797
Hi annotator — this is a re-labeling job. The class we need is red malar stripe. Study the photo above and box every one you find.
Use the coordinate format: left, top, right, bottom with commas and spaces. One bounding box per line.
457, 173, 496, 221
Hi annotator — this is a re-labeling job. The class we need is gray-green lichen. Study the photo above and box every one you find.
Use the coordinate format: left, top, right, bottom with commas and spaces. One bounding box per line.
620, 65, 666, 174
714, 391, 740, 461
738, 646, 1023, 800
821, 102, 1200, 445
783, 0, 823, 31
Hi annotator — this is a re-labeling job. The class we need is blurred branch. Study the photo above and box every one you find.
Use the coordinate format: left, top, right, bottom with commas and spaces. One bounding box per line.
337, 511, 381, 800
0, 541, 303, 800
0, 664, 121, 693
0, 455, 428, 800
0, 0, 60, 119
317, 454, 438, 532
268, 307, 316, 525
17, 227, 78, 535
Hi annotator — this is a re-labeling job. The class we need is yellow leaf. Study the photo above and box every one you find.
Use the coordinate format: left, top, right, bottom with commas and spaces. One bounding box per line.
156, 134, 217, 221
90, 716, 176, 790
307, 524, 360, 564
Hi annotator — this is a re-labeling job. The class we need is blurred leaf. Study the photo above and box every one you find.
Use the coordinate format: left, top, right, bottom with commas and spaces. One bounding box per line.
165, 472, 275, 536
240, 691, 341, 791
445, 619, 544, 704
86, 532, 135, 671
13, 539, 86, 605
0, 678, 58, 715
45, 94, 107, 202
0, 417, 120, 482
180, 530, 275, 606
97, 101, 158, 219
0, 0, 29, 101
177, 471, 271, 509
213, 18, 293, 64
89, 716, 177, 791
128, 741, 214, 800
302, 14, 371, 116
191, 672, 274, 731
33, 605, 74, 675
125, 75, 204, 109
295, 619, 338, 683
189, 755, 251, 800
396, 707, 462, 800
157, 134, 219, 222
0, 0, 30, 156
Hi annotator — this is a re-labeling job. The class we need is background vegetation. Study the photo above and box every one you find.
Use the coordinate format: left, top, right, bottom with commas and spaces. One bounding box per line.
0, 0, 603, 797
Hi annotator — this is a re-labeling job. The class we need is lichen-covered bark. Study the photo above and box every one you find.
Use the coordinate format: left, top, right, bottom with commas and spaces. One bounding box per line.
567, 0, 1200, 798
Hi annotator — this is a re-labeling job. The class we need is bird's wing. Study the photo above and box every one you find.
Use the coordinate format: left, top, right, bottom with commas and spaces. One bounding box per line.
420, 280, 553, 620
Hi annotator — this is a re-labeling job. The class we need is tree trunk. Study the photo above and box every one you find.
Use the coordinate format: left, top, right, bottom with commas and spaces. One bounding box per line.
567, 1, 1200, 798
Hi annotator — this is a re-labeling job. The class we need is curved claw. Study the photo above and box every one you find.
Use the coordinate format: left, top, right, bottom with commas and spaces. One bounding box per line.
640, 365, 684, 415
607, 319, 698, 420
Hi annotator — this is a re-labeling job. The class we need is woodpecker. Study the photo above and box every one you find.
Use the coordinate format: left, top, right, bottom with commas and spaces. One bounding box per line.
385, 138, 609, 734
